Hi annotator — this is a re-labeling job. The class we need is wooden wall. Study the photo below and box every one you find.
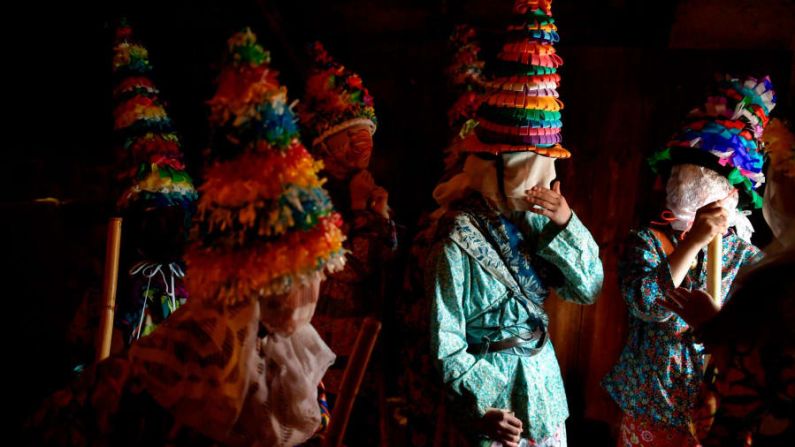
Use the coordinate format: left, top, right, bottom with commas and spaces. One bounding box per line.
5, 0, 793, 444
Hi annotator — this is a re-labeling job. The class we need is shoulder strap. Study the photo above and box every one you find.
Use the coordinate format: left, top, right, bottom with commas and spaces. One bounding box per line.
650, 227, 674, 256
464, 212, 550, 330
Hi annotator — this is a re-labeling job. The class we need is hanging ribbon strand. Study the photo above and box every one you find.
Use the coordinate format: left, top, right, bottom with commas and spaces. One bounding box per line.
128, 261, 186, 341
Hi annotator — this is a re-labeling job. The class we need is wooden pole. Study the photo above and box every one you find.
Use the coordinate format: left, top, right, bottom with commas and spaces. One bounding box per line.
96, 217, 122, 362
706, 235, 722, 303
323, 317, 382, 447
702, 235, 722, 375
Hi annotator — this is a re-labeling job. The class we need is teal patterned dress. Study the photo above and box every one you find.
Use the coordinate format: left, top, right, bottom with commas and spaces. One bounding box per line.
426, 197, 604, 444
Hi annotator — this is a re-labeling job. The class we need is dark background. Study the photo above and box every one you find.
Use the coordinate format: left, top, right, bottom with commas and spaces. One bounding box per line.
3, 0, 793, 444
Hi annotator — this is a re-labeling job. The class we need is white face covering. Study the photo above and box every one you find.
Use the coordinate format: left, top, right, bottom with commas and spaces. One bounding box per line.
432, 152, 556, 212
665, 164, 754, 242
501, 152, 557, 211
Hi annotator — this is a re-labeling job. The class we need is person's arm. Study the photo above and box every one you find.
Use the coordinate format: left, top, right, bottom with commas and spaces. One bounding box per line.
660, 288, 721, 330
667, 237, 703, 287
668, 201, 730, 287
533, 212, 603, 304
620, 229, 682, 321
524, 181, 603, 304
660, 241, 763, 333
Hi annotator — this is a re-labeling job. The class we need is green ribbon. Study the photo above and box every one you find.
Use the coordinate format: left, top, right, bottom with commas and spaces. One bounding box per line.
235, 43, 270, 66
647, 147, 672, 172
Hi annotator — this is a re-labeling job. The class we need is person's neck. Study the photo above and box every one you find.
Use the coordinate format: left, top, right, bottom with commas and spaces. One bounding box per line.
477, 194, 511, 218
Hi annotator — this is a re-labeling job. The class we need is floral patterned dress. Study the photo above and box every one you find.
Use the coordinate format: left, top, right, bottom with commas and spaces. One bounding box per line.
602, 226, 761, 443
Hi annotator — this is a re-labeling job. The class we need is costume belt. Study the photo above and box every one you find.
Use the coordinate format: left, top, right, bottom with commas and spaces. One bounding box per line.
466, 326, 547, 356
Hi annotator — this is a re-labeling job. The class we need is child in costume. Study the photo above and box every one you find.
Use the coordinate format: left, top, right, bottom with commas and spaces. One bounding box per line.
427, 2, 603, 446
661, 118, 795, 447
602, 75, 776, 446
27, 28, 345, 447
65, 21, 198, 364
299, 41, 398, 446
111, 21, 198, 348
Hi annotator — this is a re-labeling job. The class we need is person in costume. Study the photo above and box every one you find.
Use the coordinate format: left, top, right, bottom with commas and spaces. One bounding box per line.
602, 74, 776, 447
299, 41, 398, 445
111, 21, 198, 349
426, 2, 603, 446
26, 28, 345, 447
660, 117, 795, 447
65, 20, 198, 364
